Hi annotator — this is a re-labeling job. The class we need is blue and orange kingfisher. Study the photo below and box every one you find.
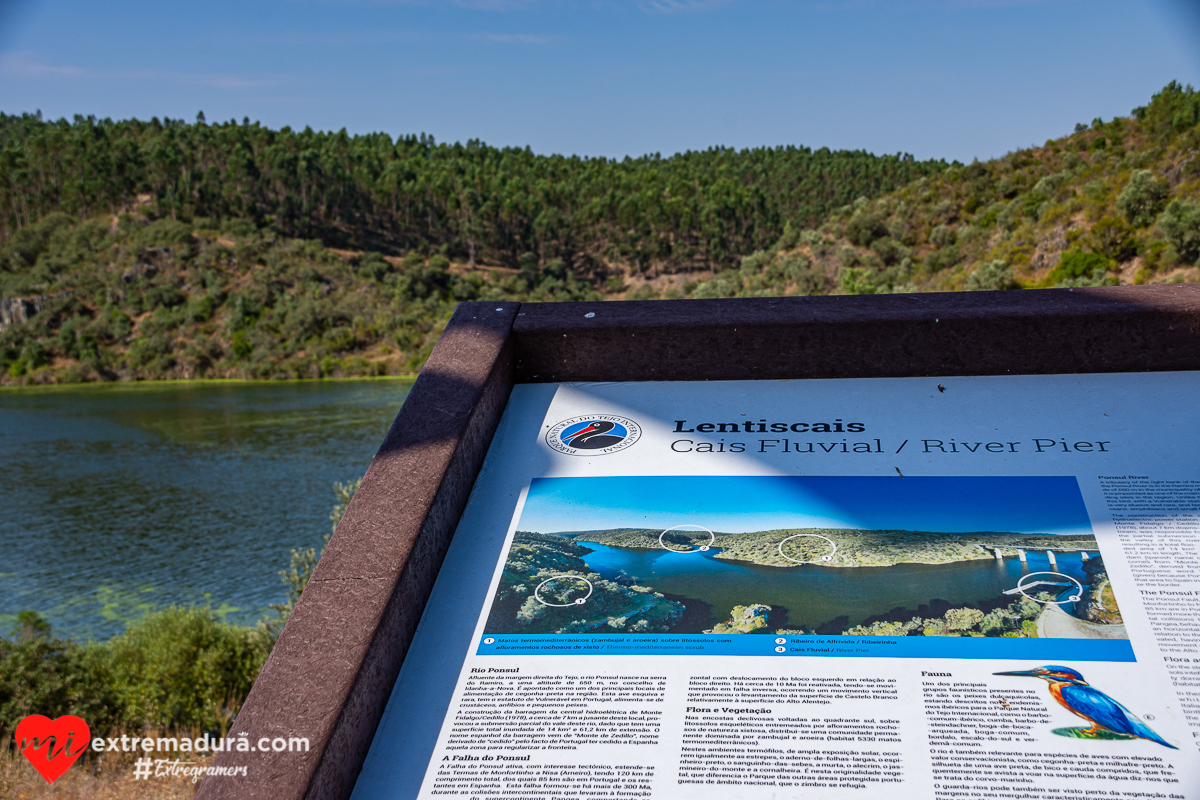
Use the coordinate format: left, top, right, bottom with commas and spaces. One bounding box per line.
994, 665, 1176, 749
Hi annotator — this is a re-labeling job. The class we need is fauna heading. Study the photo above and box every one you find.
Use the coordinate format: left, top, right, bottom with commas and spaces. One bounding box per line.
673, 419, 866, 434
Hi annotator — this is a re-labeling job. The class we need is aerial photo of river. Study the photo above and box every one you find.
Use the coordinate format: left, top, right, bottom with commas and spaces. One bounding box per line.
0, 378, 412, 640
482, 475, 1123, 638
578, 541, 1094, 633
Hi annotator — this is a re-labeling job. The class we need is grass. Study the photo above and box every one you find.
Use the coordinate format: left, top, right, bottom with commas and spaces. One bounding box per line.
0, 740, 211, 799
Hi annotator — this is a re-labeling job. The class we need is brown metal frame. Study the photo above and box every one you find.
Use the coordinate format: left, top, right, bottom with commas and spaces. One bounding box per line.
195, 285, 1200, 800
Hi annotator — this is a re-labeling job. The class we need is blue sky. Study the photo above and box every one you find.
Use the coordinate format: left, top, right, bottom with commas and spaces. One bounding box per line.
518, 476, 1094, 536
0, 1, 1198, 162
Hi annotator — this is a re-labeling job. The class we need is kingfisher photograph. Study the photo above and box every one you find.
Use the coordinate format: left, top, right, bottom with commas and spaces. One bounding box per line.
482, 475, 1128, 642
995, 665, 1178, 748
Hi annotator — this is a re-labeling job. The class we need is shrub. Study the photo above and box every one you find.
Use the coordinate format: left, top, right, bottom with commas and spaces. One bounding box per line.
1046, 248, 1114, 285
771, 253, 808, 282
0, 608, 268, 739
144, 284, 185, 309
944, 607, 984, 631
106, 607, 269, 733
922, 620, 948, 637
355, 252, 392, 282
395, 254, 451, 300
739, 251, 771, 275
187, 294, 217, 323
230, 331, 253, 359
929, 225, 955, 247
845, 208, 888, 246
94, 305, 133, 341
690, 273, 742, 299
980, 611, 1010, 636
965, 260, 1017, 291
1031, 171, 1070, 197
0, 634, 119, 737
1088, 217, 1139, 262
1053, 268, 1117, 288
1157, 198, 1200, 263
839, 267, 880, 295
996, 201, 1025, 232
323, 326, 356, 352
133, 218, 194, 249
931, 199, 959, 223
870, 237, 906, 266
1116, 170, 1169, 227
0, 212, 75, 272
924, 244, 961, 272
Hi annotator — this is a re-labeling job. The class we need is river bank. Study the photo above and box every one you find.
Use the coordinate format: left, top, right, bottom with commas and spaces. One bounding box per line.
0, 373, 418, 392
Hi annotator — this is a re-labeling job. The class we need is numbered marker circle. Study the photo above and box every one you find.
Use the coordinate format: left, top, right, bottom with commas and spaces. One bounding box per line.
483, 637, 495, 644
775, 637, 786, 644
659, 524, 716, 553
778, 534, 837, 565
774, 646, 786, 653
1015, 571, 1084, 605
534, 575, 595, 607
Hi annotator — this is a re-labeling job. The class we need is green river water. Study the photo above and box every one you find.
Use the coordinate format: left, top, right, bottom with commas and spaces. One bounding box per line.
0, 378, 412, 640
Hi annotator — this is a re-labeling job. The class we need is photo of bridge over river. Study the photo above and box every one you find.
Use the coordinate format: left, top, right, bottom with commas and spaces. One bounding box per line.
482, 476, 1126, 642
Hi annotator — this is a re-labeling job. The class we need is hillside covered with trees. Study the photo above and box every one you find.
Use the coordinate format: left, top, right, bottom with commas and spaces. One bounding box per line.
566, 527, 1099, 568
0, 112, 942, 277
1, 83, 1198, 385
682, 81, 1200, 299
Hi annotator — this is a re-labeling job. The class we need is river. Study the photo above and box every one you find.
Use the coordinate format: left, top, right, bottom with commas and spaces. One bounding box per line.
577, 541, 1096, 633
0, 379, 412, 640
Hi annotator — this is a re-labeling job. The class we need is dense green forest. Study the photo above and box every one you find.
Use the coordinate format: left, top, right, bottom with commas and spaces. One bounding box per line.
566, 527, 1099, 568
0, 111, 943, 275
0, 119, 944, 383
2, 82, 1199, 385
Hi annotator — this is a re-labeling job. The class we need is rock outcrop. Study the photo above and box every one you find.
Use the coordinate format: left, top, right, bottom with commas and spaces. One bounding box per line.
0, 292, 70, 329
1, 296, 47, 328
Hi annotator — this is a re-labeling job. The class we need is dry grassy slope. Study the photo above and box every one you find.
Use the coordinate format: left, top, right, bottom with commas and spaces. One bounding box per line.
0, 743, 210, 799
683, 103, 1200, 299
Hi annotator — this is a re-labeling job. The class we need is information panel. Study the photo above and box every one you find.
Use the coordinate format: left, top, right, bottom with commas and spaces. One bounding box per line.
352, 372, 1200, 800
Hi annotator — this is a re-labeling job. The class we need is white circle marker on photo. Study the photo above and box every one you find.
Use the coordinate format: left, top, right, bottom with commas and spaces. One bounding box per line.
778, 533, 838, 565
1014, 571, 1085, 605
659, 524, 716, 553
533, 575, 595, 607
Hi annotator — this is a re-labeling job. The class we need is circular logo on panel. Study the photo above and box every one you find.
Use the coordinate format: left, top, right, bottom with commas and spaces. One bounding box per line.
546, 415, 641, 456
